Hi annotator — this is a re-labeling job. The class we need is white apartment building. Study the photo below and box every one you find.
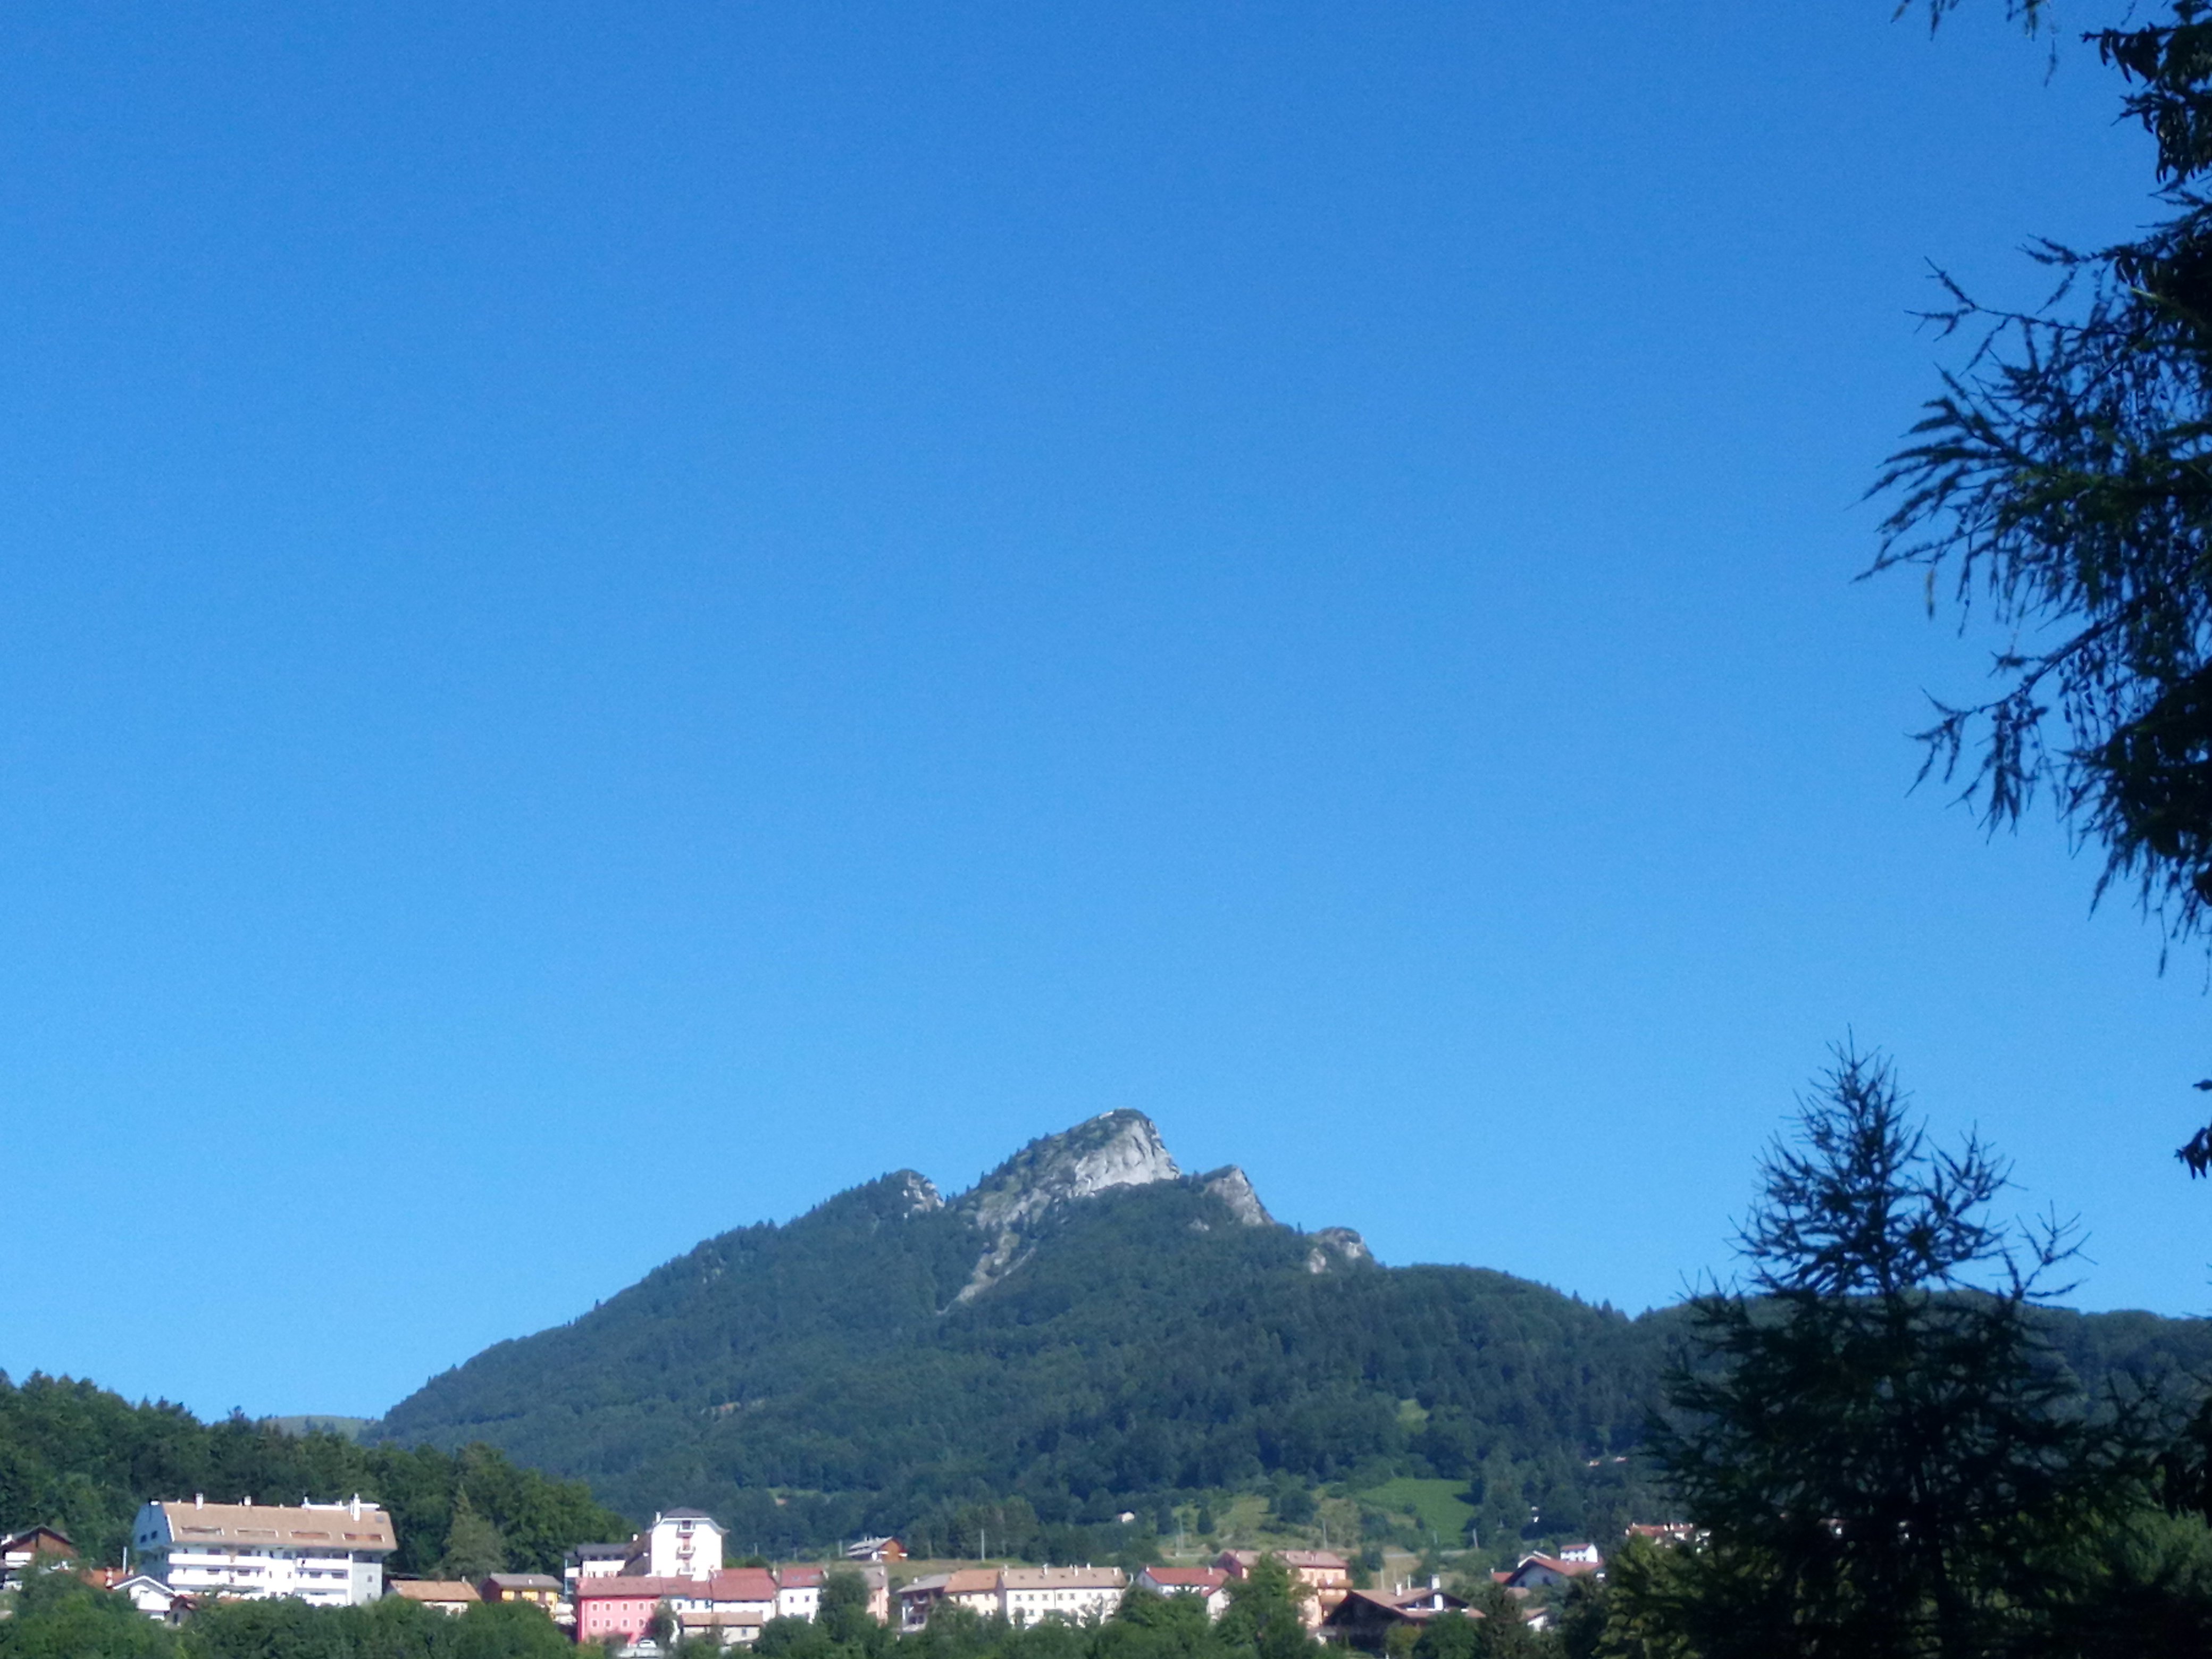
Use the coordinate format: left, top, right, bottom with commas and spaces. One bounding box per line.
132, 1496, 393, 1607
1000, 1565, 1128, 1626
632, 1509, 725, 1580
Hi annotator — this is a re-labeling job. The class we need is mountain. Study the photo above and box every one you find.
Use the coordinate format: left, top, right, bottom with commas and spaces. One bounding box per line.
374, 1111, 2212, 1556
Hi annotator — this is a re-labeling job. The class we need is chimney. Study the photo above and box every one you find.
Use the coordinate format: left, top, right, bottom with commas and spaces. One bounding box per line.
350, 1495, 362, 1520
1429, 1576, 1440, 1590
194, 1494, 204, 1509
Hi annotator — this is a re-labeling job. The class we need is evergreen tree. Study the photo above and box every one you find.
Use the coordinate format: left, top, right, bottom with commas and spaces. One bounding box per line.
1647, 1046, 2151, 1657
438, 1493, 509, 1580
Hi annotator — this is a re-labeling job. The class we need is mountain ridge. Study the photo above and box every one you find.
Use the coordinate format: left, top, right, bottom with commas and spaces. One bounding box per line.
373, 1112, 2212, 1556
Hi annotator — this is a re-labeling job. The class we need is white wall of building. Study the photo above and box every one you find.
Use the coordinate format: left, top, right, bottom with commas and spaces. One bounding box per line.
639, 1511, 725, 1580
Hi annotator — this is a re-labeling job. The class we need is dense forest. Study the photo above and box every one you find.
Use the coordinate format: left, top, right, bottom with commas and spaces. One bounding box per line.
0, 1372, 627, 1574
375, 1117, 2212, 1557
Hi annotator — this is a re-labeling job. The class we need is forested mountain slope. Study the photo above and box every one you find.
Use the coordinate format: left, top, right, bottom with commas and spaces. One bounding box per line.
0, 1372, 625, 1573
374, 1112, 2212, 1554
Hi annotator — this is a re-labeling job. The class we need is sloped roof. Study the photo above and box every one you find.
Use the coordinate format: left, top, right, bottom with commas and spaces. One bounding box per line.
1505, 1554, 1600, 1583
152, 1502, 395, 1554
705, 1568, 780, 1602
776, 1566, 826, 1588
945, 1569, 1002, 1595
575, 1576, 697, 1600
1, 1527, 76, 1557
390, 1580, 480, 1603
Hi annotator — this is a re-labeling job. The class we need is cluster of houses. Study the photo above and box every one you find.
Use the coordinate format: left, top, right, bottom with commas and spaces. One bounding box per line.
5, 1501, 1659, 1650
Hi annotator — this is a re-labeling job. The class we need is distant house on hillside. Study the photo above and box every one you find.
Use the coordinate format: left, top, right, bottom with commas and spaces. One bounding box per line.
106, 1572, 185, 1622
898, 1573, 951, 1631
1498, 1552, 1602, 1591
669, 1566, 778, 1647
478, 1573, 561, 1611
944, 1567, 1003, 1616
898, 1568, 1007, 1631
1215, 1550, 1351, 1629
388, 1580, 480, 1615
1624, 1523, 1696, 1546
1, 1527, 75, 1590
845, 1536, 904, 1562
1134, 1566, 1229, 1620
1320, 1582, 1469, 1649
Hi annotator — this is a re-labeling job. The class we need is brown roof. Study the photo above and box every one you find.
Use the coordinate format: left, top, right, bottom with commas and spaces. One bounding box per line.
705, 1568, 780, 1602
154, 1502, 396, 1555
777, 1566, 826, 1588
1505, 1554, 1600, 1583
2, 1528, 76, 1557
944, 1569, 1002, 1595
390, 1580, 481, 1604
575, 1575, 697, 1600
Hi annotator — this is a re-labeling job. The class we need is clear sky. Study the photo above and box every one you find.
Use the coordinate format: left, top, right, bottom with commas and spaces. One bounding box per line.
5, 2, 2202, 1422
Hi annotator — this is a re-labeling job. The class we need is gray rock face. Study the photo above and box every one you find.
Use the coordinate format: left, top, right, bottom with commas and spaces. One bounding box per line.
1200, 1166, 1274, 1227
896, 1172, 944, 1216
952, 1110, 1182, 1301
1306, 1226, 1373, 1273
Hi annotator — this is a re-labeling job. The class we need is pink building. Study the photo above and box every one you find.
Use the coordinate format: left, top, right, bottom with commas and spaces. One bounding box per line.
574, 1575, 689, 1646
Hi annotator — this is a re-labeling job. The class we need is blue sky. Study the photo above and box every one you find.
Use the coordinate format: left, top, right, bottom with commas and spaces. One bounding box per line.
4, 2, 2202, 1421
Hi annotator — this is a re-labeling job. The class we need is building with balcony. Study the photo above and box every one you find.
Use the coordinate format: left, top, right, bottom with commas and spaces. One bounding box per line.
131, 1496, 394, 1607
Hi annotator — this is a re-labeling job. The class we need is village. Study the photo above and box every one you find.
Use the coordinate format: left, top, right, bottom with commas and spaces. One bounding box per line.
1, 1502, 1692, 1653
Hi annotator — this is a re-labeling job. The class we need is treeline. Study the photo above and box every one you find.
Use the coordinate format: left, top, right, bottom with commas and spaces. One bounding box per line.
1554, 1049, 2212, 1657
0, 1372, 629, 1574
378, 1172, 1681, 1547
0, 1571, 573, 1659
376, 1153, 2212, 1560
0, 1555, 1473, 1659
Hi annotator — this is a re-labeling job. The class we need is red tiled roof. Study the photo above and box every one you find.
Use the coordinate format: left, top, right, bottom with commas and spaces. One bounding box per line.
776, 1566, 826, 1588
576, 1576, 696, 1601
706, 1568, 780, 1602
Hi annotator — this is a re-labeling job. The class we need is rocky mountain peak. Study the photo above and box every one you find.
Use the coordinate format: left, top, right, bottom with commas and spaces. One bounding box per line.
952, 1110, 1182, 1301
894, 1171, 944, 1216
1200, 1166, 1274, 1227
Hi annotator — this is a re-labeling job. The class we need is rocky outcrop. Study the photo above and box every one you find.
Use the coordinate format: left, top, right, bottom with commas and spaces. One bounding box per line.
952, 1110, 1182, 1301
895, 1172, 944, 1216
1200, 1166, 1274, 1227
1306, 1227, 1373, 1273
